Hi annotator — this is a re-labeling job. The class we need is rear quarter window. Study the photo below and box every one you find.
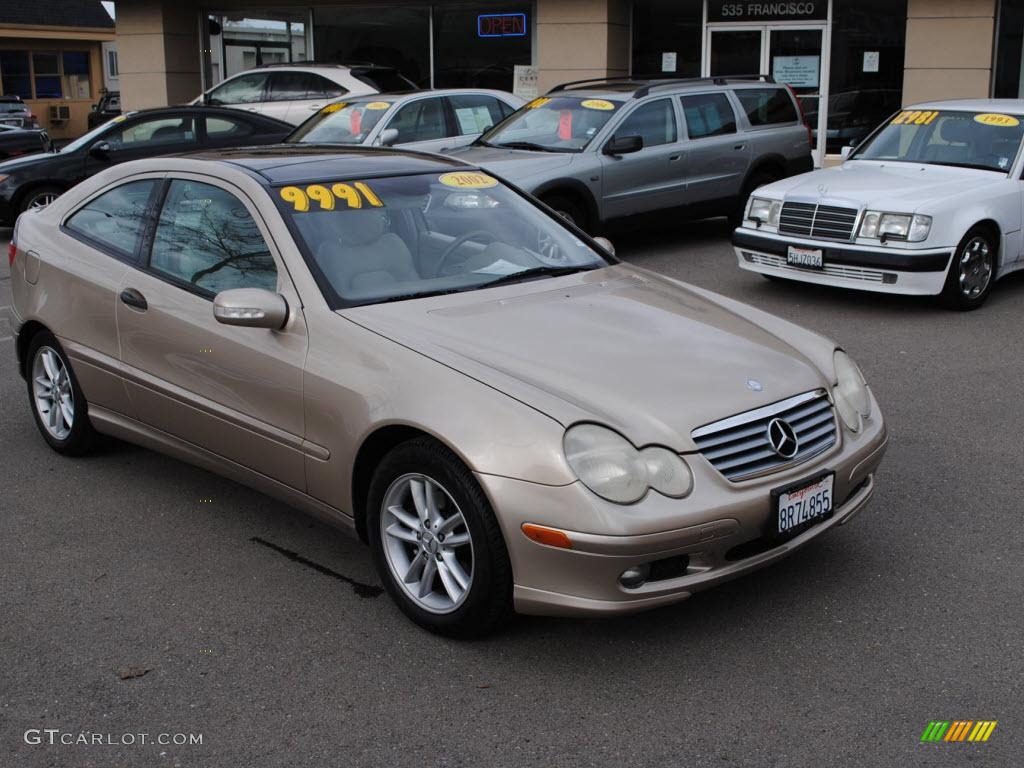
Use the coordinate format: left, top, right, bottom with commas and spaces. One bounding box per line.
64, 179, 157, 260
735, 88, 799, 126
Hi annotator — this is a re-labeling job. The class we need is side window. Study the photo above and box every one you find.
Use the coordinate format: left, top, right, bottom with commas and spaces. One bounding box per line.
613, 99, 678, 148
65, 180, 156, 259
735, 88, 798, 126
149, 180, 278, 294
309, 74, 346, 99
106, 116, 198, 150
680, 93, 737, 139
205, 116, 255, 140
209, 73, 267, 105
387, 98, 447, 143
267, 72, 310, 101
447, 94, 507, 136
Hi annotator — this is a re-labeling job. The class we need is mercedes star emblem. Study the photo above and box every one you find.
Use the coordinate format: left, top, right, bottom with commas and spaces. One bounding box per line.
746, 379, 763, 392
766, 418, 799, 459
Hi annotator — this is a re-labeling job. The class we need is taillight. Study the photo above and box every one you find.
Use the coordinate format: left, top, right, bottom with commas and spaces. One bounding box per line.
9, 218, 18, 267
785, 84, 813, 146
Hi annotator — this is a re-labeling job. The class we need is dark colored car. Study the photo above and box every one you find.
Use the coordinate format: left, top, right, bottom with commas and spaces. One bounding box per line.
0, 95, 39, 129
0, 125, 51, 160
0, 106, 292, 224
87, 90, 121, 129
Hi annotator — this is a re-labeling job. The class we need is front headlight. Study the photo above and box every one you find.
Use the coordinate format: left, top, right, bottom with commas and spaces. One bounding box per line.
832, 350, 871, 432
563, 424, 693, 504
859, 210, 931, 242
747, 197, 781, 227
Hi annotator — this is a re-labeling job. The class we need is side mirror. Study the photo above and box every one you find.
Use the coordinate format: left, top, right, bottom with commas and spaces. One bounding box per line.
89, 141, 111, 158
603, 135, 643, 156
213, 288, 288, 329
840, 144, 855, 160
593, 236, 615, 256
378, 127, 400, 147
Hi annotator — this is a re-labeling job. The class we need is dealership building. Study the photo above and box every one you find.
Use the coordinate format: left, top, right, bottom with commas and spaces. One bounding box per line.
112, 0, 1024, 164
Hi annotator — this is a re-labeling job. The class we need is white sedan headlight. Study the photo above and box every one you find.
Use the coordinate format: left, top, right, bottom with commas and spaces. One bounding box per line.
832, 350, 871, 432
564, 424, 693, 504
747, 197, 781, 227
859, 211, 931, 242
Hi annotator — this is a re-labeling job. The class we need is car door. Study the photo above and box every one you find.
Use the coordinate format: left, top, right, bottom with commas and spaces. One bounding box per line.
115, 176, 309, 490
205, 72, 269, 115
678, 92, 751, 206
385, 96, 452, 153
84, 113, 200, 177
598, 98, 686, 218
443, 93, 515, 150
284, 73, 347, 124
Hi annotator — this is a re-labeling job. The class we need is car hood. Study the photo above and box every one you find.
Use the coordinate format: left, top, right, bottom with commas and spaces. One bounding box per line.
447, 145, 575, 182
760, 160, 1005, 210
0, 150, 53, 172
341, 265, 830, 452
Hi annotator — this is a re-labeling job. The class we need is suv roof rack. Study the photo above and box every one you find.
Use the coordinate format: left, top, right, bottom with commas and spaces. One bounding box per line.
549, 74, 775, 98
256, 61, 397, 70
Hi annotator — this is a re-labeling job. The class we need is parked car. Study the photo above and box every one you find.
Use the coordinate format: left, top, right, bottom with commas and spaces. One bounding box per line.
0, 106, 291, 224
192, 63, 418, 124
449, 75, 813, 231
9, 146, 886, 636
288, 89, 524, 153
0, 125, 50, 160
733, 99, 1024, 310
87, 90, 121, 129
0, 95, 39, 129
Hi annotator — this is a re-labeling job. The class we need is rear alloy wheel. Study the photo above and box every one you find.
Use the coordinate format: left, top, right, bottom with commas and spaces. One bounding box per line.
20, 186, 62, 214
26, 331, 97, 455
940, 227, 996, 310
367, 437, 513, 637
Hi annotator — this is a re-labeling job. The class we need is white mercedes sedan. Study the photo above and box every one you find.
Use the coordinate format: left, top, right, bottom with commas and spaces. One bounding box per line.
733, 99, 1024, 310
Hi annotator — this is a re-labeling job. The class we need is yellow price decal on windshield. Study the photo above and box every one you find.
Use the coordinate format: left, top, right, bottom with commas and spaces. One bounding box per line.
526, 97, 551, 109
365, 101, 390, 110
891, 110, 939, 126
438, 172, 497, 189
975, 112, 1020, 127
320, 102, 347, 114
581, 99, 615, 111
279, 181, 384, 212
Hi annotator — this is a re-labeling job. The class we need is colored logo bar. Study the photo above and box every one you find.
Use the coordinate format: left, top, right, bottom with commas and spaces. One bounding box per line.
920, 721, 997, 742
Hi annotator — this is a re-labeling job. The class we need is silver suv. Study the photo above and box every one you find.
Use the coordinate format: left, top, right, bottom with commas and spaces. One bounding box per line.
450, 76, 813, 231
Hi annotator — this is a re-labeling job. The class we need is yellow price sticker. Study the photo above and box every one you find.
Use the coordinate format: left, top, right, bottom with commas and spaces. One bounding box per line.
526, 97, 552, 110
974, 112, 1020, 127
438, 172, 498, 189
364, 101, 391, 110
581, 99, 615, 111
320, 102, 347, 114
279, 181, 384, 212
890, 110, 939, 126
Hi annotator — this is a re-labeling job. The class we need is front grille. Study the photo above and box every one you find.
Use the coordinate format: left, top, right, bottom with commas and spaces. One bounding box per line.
779, 202, 858, 241
692, 390, 837, 481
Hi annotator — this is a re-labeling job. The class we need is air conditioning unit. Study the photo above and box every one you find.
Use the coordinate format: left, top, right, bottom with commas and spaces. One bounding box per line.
48, 105, 70, 122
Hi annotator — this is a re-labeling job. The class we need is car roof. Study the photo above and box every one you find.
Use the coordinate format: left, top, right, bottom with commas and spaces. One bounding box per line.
116, 105, 292, 126
179, 145, 472, 184
337, 88, 520, 102
908, 98, 1024, 113
547, 75, 781, 100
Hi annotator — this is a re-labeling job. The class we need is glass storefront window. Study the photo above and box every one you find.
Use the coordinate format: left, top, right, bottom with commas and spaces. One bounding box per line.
632, 0, 703, 78
313, 6, 430, 88
994, 0, 1024, 97
433, 6, 531, 90
62, 52, 91, 100
0, 50, 31, 99
33, 52, 62, 99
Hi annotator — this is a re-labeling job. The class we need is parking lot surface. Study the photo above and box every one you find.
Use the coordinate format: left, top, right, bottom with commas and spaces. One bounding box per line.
2, 220, 1022, 767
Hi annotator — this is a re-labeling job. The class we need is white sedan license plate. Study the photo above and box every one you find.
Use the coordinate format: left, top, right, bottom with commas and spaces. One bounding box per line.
787, 245, 823, 269
774, 473, 834, 536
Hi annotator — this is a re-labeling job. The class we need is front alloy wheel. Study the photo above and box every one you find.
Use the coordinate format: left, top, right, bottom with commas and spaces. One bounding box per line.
941, 227, 996, 310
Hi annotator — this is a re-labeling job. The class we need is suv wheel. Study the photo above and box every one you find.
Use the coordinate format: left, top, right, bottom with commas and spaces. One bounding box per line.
542, 194, 589, 232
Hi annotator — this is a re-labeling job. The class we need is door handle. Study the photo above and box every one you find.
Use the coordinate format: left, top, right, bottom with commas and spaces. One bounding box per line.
308, 104, 322, 110
669, 154, 682, 161
119, 288, 148, 311
733, 144, 746, 151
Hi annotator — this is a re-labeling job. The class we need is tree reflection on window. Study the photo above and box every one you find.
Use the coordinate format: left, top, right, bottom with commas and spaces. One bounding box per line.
150, 180, 278, 294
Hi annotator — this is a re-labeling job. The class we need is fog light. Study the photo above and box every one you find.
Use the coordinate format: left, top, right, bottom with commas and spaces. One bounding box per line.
619, 564, 650, 589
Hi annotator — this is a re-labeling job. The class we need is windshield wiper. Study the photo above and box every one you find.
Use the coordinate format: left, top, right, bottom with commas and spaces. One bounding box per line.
371, 287, 467, 304
471, 137, 494, 148
479, 265, 598, 289
492, 141, 572, 153
927, 161, 1004, 172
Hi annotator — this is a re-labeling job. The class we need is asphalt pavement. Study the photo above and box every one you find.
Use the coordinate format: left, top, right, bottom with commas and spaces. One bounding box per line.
2, 219, 1022, 767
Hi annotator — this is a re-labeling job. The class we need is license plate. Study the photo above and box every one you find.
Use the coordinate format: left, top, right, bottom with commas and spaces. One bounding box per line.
787, 245, 823, 269
772, 472, 834, 536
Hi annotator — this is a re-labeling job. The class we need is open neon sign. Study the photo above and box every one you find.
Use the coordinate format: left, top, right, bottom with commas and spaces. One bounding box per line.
477, 13, 527, 38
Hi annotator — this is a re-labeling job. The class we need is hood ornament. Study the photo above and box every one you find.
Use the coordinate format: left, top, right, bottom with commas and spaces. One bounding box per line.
746, 379, 763, 392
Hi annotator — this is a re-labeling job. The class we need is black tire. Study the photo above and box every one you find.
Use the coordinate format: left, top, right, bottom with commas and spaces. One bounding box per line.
541, 193, 589, 233
939, 226, 997, 311
19, 185, 63, 215
367, 436, 514, 638
25, 330, 97, 455
730, 170, 779, 227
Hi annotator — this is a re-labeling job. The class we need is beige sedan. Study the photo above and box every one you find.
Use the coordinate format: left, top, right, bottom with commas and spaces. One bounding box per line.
9, 148, 887, 636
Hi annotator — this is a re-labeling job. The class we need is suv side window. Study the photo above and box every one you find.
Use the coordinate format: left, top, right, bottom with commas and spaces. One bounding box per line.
387, 98, 447, 143
65, 180, 157, 259
149, 180, 278, 294
308, 74, 346, 99
267, 72, 311, 101
447, 94, 507, 135
735, 88, 798, 126
209, 73, 268, 105
680, 93, 737, 139
613, 99, 677, 147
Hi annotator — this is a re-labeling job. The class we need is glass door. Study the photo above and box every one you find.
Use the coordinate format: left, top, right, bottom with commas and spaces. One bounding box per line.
708, 29, 764, 77
769, 28, 824, 162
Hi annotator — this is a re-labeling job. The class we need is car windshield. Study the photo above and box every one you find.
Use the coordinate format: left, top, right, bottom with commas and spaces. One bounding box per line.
479, 95, 623, 152
852, 109, 1024, 172
0, 101, 25, 114
274, 171, 609, 307
287, 100, 392, 144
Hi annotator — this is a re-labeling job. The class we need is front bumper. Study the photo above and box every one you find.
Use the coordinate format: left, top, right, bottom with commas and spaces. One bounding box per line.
732, 228, 951, 296
478, 395, 887, 617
